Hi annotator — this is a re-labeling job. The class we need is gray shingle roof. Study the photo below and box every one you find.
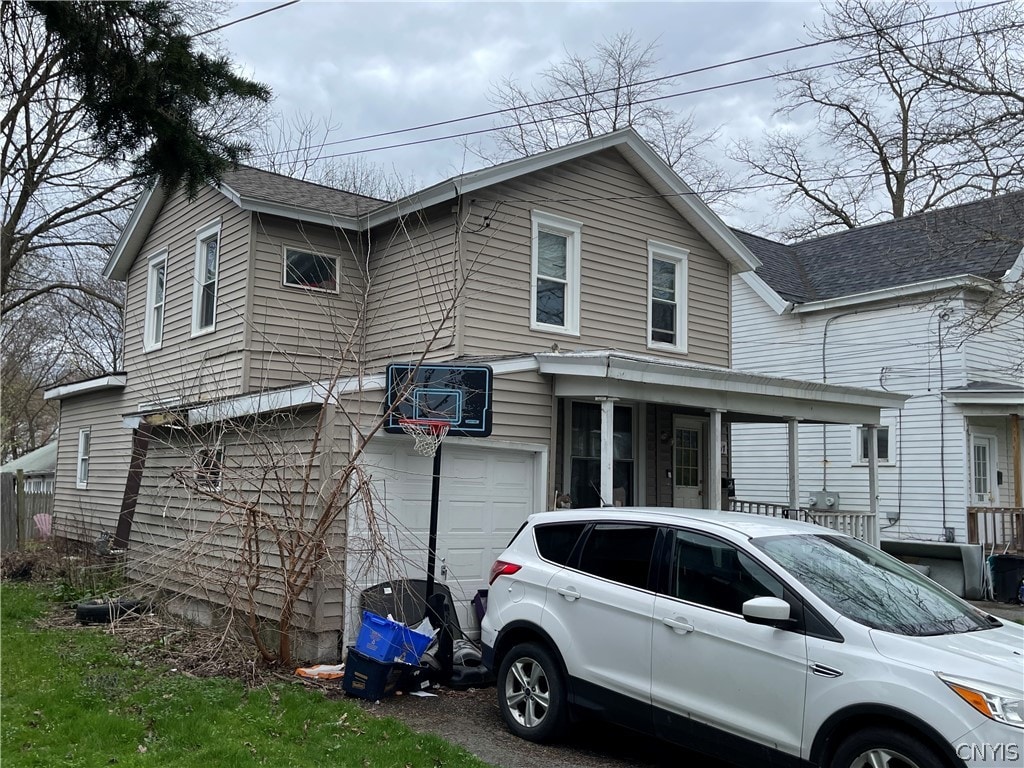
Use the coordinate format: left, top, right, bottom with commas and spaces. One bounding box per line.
221, 166, 389, 219
738, 191, 1024, 303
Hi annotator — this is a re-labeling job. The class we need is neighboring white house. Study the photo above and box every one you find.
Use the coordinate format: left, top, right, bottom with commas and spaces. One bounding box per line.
731, 192, 1024, 551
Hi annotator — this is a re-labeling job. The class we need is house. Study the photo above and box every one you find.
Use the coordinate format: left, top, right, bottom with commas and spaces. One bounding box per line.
731, 192, 1024, 554
0, 441, 57, 549
44, 129, 907, 660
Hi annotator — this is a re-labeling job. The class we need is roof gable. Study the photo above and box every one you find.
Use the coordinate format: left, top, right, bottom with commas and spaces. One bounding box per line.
106, 130, 761, 280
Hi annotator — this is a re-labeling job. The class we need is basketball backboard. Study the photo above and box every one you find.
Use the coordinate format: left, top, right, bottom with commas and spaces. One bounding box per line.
384, 363, 493, 438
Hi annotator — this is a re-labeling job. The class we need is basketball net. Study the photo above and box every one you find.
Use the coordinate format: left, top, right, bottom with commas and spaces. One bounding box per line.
398, 419, 450, 457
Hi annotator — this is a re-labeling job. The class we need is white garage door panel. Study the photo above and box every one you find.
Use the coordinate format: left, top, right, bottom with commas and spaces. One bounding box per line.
348, 439, 539, 638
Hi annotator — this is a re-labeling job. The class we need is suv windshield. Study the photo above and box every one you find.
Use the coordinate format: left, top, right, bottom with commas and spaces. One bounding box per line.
752, 534, 993, 636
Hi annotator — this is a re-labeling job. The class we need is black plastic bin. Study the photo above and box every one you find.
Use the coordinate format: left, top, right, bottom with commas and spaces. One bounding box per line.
989, 555, 1024, 603
342, 647, 404, 700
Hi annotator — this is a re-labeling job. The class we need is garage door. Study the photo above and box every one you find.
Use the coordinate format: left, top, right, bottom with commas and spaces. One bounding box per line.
347, 438, 541, 636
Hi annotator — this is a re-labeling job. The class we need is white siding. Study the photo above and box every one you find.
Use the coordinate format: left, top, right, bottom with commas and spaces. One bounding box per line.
731, 278, 974, 542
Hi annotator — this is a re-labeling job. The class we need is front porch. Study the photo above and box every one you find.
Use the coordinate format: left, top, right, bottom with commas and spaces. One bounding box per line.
539, 351, 909, 547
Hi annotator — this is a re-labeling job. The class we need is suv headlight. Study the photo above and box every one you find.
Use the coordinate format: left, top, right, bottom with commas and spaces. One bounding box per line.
938, 673, 1024, 728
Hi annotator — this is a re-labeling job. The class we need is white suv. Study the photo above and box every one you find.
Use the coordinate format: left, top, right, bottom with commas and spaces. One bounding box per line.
481, 508, 1024, 768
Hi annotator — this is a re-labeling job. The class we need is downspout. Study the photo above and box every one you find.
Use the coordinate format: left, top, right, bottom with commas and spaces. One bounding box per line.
937, 310, 950, 539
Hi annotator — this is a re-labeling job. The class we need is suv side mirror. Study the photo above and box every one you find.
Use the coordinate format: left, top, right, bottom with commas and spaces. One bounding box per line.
742, 596, 793, 628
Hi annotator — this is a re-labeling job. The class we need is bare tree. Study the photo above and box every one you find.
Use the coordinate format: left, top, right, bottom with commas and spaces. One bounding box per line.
1, 0, 270, 459
120, 204, 513, 665
733, 0, 1024, 240
254, 110, 416, 201
477, 32, 733, 207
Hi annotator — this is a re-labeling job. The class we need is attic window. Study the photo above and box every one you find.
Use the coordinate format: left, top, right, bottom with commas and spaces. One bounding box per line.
283, 248, 338, 292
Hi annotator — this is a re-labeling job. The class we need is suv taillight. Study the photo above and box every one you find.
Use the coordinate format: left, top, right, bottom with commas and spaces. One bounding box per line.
489, 560, 522, 585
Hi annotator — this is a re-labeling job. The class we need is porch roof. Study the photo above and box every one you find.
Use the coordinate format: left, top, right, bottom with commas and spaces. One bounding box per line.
535, 350, 909, 425
943, 381, 1024, 416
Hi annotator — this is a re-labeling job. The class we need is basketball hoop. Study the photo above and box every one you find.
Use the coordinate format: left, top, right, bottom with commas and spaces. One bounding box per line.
398, 418, 451, 457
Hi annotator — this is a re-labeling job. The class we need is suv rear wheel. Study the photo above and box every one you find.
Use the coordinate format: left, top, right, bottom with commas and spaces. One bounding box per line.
830, 727, 946, 768
497, 641, 567, 743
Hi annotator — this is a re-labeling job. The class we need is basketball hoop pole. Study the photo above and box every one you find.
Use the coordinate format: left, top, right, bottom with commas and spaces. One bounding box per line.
424, 443, 443, 602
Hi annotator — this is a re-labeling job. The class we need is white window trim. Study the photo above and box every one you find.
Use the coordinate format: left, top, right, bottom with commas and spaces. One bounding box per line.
530, 210, 581, 336
850, 422, 896, 466
143, 249, 168, 352
281, 244, 340, 294
76, 428, 91, 489
646, 240, 689, 354
191, 220, 221, 337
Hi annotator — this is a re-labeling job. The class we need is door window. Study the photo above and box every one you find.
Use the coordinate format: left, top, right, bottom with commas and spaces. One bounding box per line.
534, 523, 587, 565
971, 435, 996, 505
668, 529, 783, 614
576, 523, 658, 589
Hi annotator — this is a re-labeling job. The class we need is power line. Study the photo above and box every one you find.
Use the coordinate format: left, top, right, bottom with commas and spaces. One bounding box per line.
193, 0, 301, 38
250, 0, 1014, 160
251, 22, 1021, 166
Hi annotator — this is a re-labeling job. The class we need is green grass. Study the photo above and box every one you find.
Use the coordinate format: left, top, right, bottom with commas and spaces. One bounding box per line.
1, 583, 492, 767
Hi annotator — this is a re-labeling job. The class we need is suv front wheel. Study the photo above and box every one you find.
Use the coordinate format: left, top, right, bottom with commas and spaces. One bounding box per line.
830, 727, 947, 768
497, 641, 568, 743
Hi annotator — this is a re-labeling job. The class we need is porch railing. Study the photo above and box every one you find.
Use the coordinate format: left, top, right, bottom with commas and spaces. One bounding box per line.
730, 499, 878, 547
966, 507, 1024, 553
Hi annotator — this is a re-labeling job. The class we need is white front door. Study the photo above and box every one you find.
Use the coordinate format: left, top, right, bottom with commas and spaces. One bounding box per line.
971, 433, 998, 506
673, 417, 704, 508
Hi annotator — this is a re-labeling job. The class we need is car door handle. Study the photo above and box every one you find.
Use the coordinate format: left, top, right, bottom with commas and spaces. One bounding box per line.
556, 586, 581, 602
662, 617, 694, 633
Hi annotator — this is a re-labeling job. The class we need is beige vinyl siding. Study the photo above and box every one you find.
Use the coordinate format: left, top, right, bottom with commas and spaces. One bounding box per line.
363, 209, 459, 367
128, 408, 344, 639
122, 186, 249, 404
248, 215, 364, 390
490, 369, 554, 445
459, 149, 731, 365
51, 389, 131, 541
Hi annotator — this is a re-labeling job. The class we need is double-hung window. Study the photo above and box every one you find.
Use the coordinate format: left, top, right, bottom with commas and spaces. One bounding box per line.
852, 423, 895, 465
192, 221, 220, 335
76, 428, 91, 489
530, 211, 581, 335
144, 250, 167, 351
648, 241, 688, 352
283, 247, 339, 292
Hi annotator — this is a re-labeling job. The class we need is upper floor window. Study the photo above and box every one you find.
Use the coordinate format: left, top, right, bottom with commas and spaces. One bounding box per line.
852, 423, 895, 465
531, 211, 581, 335
144, 250, 167, 351
192, 221, 220, 335
76, 428, 91, 489
283, 247, 338, 292
648, 241, 688, 352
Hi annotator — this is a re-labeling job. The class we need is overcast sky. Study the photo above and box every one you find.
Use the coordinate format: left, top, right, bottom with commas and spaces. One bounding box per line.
219, 1, 840, 232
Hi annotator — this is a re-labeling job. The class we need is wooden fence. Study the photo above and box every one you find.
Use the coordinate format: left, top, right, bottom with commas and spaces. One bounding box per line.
1, 471, 55, 552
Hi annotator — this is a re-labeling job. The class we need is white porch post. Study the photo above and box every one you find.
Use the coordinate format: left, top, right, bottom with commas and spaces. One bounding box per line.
866, 423, 880, 546
598, 397, 616, 506
787, 418, 800, 512
709, 409, 723, 511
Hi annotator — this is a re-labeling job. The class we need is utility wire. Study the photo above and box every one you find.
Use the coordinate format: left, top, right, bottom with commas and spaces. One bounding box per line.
251, 22, 1022, 165
250, 0, 1014, 160
192, 0, 301, 38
